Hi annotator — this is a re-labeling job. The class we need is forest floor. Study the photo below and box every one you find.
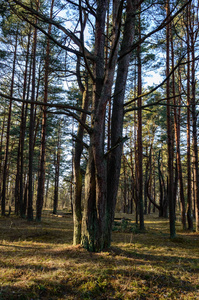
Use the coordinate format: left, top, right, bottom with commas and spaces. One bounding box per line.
0, 210, 198, 300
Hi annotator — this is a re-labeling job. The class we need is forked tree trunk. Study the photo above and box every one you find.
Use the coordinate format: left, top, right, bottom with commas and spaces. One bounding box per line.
81, 0, 137, 251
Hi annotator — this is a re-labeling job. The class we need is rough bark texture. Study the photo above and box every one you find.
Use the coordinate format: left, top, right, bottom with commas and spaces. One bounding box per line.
81, 0, 137, 251
73, 85, 89, 245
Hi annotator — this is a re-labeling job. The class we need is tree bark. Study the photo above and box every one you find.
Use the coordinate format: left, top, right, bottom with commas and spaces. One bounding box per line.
73, 78, 89, 245
36, 0, 54, 221
53, 124, 61, 215
82, 0, 137, 251
1, 29, 18, 216
166, 0, 176, 238
170, 26, 186, 230
28, 6, 39, 221
137, 7, 144, 229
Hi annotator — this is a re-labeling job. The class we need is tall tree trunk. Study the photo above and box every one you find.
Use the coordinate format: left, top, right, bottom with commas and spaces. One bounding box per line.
170, 27, 186, 229
137, 7, 144, 229
166, 0, 176, 238
28, 6, 39, 221
190, 22, 199, 232
36, 0, 54, 221
186, 4, 193, 230
81, 0, 137, 251
15, 28, 31, 217
106, 0, 137, 246
1, 29, 18, 216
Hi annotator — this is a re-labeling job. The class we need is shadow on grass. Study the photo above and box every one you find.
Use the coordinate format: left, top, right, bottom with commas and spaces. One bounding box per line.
0, 214, 199, 299
0, 263, 196, 300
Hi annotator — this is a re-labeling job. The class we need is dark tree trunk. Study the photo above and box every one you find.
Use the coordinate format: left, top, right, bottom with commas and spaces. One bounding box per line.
73, 83, 89, 244
171, 29, 186, 229
15, 28, 31, 217
36, 0, 54, 222
0, 114, 6, 194
166, 0, 176, 238
186, 4, 193, 230
190, 25, 199, 232
1, 29, 18, 216
53, 125, 61, 215
28, 16, 38, 221
137, 3, 144, 230
81, 0, 137, 251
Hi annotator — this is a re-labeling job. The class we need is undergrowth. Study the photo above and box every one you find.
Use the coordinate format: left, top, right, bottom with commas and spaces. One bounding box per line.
0, 210, 198, 299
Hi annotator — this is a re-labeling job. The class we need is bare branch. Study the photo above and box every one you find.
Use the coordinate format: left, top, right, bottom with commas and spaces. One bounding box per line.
8, 0, 95, 61
119, 0, 192, 61
0, 91, 91, 115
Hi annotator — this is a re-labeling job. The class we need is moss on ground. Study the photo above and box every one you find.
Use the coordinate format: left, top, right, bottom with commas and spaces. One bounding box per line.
0, 210, 198, 299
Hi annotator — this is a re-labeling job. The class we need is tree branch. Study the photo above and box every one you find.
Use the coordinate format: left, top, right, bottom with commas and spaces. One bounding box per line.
0, 91, 91, 115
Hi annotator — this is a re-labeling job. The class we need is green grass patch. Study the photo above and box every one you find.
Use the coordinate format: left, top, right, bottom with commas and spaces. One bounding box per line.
0, 211, 198, 299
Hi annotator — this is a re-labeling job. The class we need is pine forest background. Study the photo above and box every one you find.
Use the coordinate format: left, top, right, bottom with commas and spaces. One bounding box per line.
0, 0, 199, 251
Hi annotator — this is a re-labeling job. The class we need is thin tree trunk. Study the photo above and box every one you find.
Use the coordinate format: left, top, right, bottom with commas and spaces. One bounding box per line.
0, 114, 6, 193
1, 29, 18, 216
166, 0, 176, 238
73, 81, 89, 244
137, 7, 144, 229
190, 24, 199, 232
171, 28, 186, 229
53, 124, 61, 215
36, 0, 54, 221
28, 10, 38, 221
186, 4, 193, 230
15, 28, 31, 217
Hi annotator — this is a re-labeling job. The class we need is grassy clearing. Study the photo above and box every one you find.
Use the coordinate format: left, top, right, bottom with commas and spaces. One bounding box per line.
0, 211, 198, 299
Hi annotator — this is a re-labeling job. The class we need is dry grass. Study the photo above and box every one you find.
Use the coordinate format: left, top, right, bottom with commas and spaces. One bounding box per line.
0, 210, 199, 299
